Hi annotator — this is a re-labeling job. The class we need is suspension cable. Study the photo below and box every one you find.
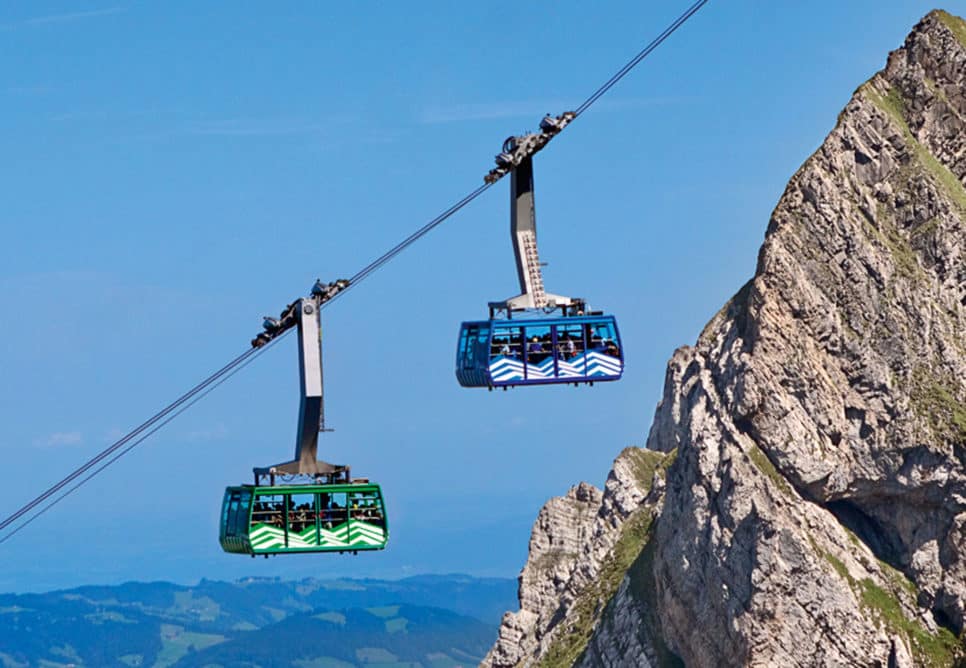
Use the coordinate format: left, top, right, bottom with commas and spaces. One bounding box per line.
0, 332, 289, 541
574, 0, 708, 118
327, 182, 493, 305
0, 0, 709, 544
333, 1, 709, 301
0, 335, 274, 545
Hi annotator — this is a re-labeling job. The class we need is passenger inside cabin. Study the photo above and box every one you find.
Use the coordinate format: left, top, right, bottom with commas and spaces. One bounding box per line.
559, 334, 576, 360
350, 499, 383, 523
324, 501, 344, 527
292, 502, 312, 532
527, 336, 545, 364
286, 498, 299, 532
491, 337, 513, 358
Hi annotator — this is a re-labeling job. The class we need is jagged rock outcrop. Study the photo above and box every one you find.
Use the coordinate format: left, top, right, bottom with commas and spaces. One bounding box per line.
485, 10, 966, 667
484, 448, 667, 667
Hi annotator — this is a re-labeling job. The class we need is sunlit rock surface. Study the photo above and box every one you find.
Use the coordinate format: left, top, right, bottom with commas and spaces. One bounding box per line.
484, 10, 966, 667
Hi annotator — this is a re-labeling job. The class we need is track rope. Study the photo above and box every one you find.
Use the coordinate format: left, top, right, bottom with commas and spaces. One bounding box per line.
0, 0, 709, 543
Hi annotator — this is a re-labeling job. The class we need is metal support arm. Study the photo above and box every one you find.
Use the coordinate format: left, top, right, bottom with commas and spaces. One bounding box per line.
483, 111, 580, 313
495, 157, 573, 310
252, 281, 351, 485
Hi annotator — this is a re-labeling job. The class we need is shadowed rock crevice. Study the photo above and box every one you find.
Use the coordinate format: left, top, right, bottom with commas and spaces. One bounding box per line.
825, 499, 907, 572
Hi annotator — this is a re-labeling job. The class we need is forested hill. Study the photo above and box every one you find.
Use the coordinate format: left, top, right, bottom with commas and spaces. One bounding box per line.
0, 574, 514, 667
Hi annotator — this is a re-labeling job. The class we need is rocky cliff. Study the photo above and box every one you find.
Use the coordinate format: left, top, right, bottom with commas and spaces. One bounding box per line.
484, 10, 966, 667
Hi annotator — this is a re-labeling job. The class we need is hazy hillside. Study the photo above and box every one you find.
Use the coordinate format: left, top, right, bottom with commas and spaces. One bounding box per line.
0, 574, 514, 667
176, 605, 494, 668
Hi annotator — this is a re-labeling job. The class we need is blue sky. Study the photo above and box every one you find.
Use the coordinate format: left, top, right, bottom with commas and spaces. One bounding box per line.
1, 1, 963, 591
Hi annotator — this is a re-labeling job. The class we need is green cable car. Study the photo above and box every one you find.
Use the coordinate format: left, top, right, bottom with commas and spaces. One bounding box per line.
220, 284, 389, 556
220, 482, 388, 555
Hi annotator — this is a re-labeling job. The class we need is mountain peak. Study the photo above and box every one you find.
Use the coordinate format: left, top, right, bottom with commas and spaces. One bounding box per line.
932, 9, 966, 46
486, 10, 966, 667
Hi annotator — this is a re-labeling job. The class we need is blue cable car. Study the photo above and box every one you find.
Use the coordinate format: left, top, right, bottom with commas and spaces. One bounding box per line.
456, 315, 623, 388
459, 133, 625, 389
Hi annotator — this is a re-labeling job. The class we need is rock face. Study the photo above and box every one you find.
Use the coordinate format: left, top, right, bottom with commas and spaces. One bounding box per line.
484, 10, 966, 667
484, 449, 667, 667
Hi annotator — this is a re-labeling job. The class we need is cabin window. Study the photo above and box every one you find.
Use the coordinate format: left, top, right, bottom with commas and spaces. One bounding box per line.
348, 490, 385, 529
582, 321, 619, 358
251, 493, 284, 528
232, 492, 251, 536
226, 492, 239, 536
586, 322, 613, 348
523, 325, 552, 366
458, 327, 471, 367
459, 326, 478, 369
225, 493, 241, 537
320, 492, 348, 528
592, 321, 619, 357
474, 327, 490, 364
285, 493, 315, 536
490, 325, 523, 360
221, 492, 233, 533
554, 324, 585, 374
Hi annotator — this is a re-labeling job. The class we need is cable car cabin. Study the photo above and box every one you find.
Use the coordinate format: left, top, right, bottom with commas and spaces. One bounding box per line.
219, 483, 388, 556
456, 315, 623, 388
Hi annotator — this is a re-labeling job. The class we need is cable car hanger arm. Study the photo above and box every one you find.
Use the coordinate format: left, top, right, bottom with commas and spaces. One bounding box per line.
250, 280, 351, 485
488, 156, 580, 315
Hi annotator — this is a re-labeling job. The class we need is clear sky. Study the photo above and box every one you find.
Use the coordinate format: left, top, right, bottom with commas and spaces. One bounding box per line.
2, 0, 963, 592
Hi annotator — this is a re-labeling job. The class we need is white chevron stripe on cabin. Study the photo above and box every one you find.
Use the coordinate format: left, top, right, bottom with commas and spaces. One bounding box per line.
249, 522, 385, 550
488, 351, 622, 381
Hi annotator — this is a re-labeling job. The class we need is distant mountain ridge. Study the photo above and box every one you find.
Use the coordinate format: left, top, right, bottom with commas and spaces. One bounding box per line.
0, 574, 515, 667
175, 605, 495, 668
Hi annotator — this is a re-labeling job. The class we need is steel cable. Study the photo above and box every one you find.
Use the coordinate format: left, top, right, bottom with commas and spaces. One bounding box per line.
0, 332, 289, 541
325, 182, 493, 306
0, 0, 709, 543
0, 338, 273, 544
574, 0, 709, 118
328, 0, 709, 306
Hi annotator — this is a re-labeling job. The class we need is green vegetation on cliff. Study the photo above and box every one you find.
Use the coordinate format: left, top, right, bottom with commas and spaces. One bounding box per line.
910, 369, 966, 443
862, 83, 966, 215
537, 509, 656, 668
936, 9, 966, 46
819, 550, 960, 667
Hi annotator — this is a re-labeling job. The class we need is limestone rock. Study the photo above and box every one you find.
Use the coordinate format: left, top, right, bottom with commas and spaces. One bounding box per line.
483, 448, 667, 667
485, 10, 966, 667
